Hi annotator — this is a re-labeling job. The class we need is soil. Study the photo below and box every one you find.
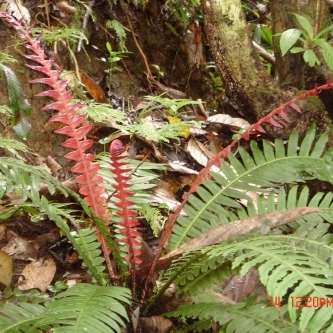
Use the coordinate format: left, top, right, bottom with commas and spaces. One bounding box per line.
0, 0, 213, 173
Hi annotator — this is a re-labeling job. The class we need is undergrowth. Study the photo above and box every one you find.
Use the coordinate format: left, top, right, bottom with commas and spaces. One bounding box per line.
1, 12, 333, 333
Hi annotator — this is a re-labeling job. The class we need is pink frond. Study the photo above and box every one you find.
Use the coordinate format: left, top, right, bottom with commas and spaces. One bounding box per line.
0, 12, 116, 277
109, 139, 142, 290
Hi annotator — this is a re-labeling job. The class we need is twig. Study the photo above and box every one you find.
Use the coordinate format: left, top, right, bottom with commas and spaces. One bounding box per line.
77, 0, 96, 52
252, 40, 275, 65
120, 0, 155, 86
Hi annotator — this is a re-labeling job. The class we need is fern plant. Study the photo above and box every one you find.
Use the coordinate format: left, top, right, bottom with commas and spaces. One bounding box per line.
3, 9, 333, 333
158, 125, 333, 333
0, 283, 131, 333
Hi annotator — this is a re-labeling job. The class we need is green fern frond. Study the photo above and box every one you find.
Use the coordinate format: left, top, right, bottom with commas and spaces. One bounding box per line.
0, 64, 31, 139
0, 105, 12, 116
106, 19, 129, 52
38, 198, 109, 286
36, 284, 130, 333
140, 95, 201, 117
159, 251, 229, 296
0, 52, 17, 64
31, 27, 88, 45
74, 227, 107, 280
168, 126, 333, 250
0, 302, 46, 333
203, 221, 333, 332
0, 284, 131, 333
77, 100, 125, 124
166, 302, 298, 333
137, 203, 166, 237
0, 136, 30, 160
119, 121, 198, 143
236, 186, 333, 225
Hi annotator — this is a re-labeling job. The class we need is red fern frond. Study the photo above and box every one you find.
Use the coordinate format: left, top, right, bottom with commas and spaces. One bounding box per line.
109, 140, 142, 293
0, 12, 115, 277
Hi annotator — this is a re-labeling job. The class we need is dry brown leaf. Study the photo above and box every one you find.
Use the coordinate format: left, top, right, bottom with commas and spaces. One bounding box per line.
1, 234, 38, 260
183, 21, 205, 68
46, 156, 62, 177
164, 207, 320, 261
0, 250, 13, 287
186, 137, 215, 168
79, 69, 109, 103
137, 207, 321, 275
168, 161, 198, 175
152, 187, 180, 212
223, 268, 260, 302
140, 316, 173, 333
17, 256, 56, 292
207, 114, 250, 129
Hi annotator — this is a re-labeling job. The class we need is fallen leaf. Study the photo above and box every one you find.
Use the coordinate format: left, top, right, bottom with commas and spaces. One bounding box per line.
168, 161, 198, 174
163, 207, 321, 261
46, 156, 62, 177
17, 256, 56, 292
207, 114, 250, 129
140, 316, 173, 333
223, 268, 260, 302
186, 137, 215, 167
79, 69, 109, 103
0, 250, 13, 286
1, 234, 38, 260
137, 207, 321, 275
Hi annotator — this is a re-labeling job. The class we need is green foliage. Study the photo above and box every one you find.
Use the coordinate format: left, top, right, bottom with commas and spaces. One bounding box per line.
162, 125, 333, 333
0, 52, 17, 64
104, 41, 128, 80
0, 284, 131, 333
31, 27, 88, 46
280, 14, 333, 70
167, 302, 298, 333
139, 94, 201, 117
0, 136, 30, 160
0, 157, 109, 285
164, 0, 201, 30
119, 121, 197, 143
106, 20, 129, 52
0, 64, 31, 139
168, 126, 333, 250
200, 221, 333, 332
77, 99, 125, 123
137, 203, 166, 237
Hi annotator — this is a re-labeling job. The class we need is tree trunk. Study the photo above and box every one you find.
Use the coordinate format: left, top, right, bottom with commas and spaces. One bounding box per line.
201, 0, 277, 122
201, 0, 332, 136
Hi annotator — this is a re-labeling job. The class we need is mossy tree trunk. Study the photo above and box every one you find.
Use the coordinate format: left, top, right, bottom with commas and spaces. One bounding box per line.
201, 0, 332, 131
201, 0, 276, 122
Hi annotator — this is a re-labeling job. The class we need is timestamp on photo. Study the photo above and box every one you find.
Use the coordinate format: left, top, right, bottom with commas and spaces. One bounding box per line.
270, 296, 333, 308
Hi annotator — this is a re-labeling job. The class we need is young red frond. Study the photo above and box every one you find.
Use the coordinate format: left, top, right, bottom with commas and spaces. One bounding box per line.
109, 139, 142, 292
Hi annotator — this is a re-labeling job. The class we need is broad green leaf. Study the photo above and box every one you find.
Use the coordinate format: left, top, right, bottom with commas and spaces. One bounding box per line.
290, 47, 305, 53
303, 49, 320, 67
280, 29, 302, 56
294, 14, 313, 39
315, 38, 333, 71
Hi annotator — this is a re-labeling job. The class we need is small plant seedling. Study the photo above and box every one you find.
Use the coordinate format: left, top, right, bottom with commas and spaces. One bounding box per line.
280, 14, 333, 70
